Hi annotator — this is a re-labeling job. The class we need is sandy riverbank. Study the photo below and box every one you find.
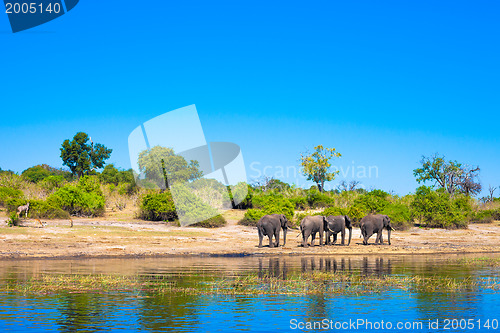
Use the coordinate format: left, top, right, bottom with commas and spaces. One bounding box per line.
1, 210, 499, 259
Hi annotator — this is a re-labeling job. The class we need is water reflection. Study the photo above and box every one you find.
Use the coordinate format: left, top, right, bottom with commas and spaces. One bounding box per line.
0, 254, 498, 333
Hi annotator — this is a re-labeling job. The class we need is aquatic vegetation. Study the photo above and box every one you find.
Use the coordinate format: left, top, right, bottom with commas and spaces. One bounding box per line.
2, 260, 499, 296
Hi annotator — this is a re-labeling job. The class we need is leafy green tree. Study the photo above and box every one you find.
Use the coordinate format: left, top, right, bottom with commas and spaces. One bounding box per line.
137, 146, 202, 189
21, 165, 51, 183
60, 132, 112, 178
300, 145, 341, 192
411, 186, 471, 228
413, 153, 481, 196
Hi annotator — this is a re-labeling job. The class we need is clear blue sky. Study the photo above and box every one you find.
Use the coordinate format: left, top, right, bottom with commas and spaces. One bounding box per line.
0, 0, 499, 196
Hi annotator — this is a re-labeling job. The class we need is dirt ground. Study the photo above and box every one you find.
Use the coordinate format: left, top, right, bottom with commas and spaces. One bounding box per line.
0, 209, 499, 259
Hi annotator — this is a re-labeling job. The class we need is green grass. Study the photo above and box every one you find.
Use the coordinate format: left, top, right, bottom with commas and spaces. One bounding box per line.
2, 269, 498, 296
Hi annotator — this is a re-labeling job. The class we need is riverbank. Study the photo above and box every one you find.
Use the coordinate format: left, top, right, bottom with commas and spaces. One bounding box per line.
0, 210, 499, 259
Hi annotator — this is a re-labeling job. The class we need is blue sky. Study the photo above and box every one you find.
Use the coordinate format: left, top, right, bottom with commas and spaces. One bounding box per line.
0, 0, 499, 196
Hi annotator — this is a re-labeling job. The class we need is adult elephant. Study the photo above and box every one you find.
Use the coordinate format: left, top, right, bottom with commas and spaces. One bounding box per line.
325, 215, 353, 246
257, 214, 289, 248
360, 214, 394, 245
300, 216, 331, 248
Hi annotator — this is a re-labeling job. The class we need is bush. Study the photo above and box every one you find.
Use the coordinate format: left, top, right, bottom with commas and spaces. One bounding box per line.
411, 186, 470, 229
171, 182, 229, 226
39, 175, 66, 192
28, 200, 70, 219
230, 182, 253, 209
306, 190, 334, 208
319, 205, 365, 225
21, 165, 51, 183
290, 196, 308, 210
100, 164, 135, 186
381, 202, 413, 230
238, 209, 267, 226
252, 193, 294, 220
138, 191, 177, 221
5, 197, 26, 214
353, 189, 390, 214
0, 186, 24, 206
7, 212, 19, 227
190, 215, 227, 228
48, 177, 106, 217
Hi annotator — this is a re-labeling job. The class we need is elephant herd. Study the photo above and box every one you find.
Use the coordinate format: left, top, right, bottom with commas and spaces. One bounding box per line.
256, 214, 395, 248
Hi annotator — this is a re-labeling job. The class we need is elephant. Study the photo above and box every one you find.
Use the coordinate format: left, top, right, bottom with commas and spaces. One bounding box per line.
257, 214, 289, 248
325, 215, 353, 246
300, 215, 332, 247
360, 214, 394, 245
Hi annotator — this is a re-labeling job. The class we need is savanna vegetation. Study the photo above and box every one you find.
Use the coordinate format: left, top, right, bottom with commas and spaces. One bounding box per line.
0, 135, 498, 230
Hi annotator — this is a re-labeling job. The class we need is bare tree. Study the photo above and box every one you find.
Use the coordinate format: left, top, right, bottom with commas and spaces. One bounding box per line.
489, 185, 497, 202
338, 180, 361, 192
457, 165, 482, 197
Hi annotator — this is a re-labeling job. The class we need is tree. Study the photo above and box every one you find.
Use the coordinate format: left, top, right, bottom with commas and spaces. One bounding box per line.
300, 145, 341, 192
488, 185, 497, 202
137, 146, 202, 189
413, 153, 481, 196
21, 165, 51, 183
338, 180, 361, 192
60, 132, 112, 178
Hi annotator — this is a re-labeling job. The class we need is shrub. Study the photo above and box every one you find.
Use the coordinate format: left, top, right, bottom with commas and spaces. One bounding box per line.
171, 182, 228, 226
39, 175, 66, 192
7, 212, 19, 227
252, 193, 294, 220
319, 205, 365, 225
5, 198, 26, 214
100, 164, 136, 186
28, 200, 70, 219
190, 215, 227, 228
138, 191, 177, 221
306, 189, 334, 208
238, 209, 267, 226
230, 182, 253, 209
21, 165, 51, 183
0, 186, 24, 206
411, 186, 470, 229
290, 196, 308, 210
353, 189, 390, 214
48, 178, 106, 217
469, 208, 500, 223
381, 202, 413, 230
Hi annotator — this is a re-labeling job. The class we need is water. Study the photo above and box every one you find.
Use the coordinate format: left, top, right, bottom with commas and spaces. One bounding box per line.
0, 254, 498, 332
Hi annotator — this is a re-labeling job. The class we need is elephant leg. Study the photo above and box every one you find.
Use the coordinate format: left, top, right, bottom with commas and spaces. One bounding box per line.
303, 231, 311, 248
325, 231, 331, 245
332, 233, 338, 245
268, 235, 274, 248
379, 231, 384, 245
275, 229, 280, 247
311, 232, 316, 247
258, 228, 263, 248
363, 231, 372, 245
318, 231, 324, 247
340, 230, 345, 246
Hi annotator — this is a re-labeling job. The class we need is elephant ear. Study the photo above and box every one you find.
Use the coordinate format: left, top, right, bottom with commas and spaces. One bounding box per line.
281, 214, 288, 228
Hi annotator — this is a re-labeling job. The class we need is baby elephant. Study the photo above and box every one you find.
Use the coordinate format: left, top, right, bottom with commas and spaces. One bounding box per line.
360, 214, 394, 245
257, 214, 289, 248
325, 215, 353, 246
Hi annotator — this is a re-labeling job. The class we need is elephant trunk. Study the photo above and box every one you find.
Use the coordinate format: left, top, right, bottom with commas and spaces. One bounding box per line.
387, 228, 391, 245
283, 227, 287, 246
348, 227, 352, 246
